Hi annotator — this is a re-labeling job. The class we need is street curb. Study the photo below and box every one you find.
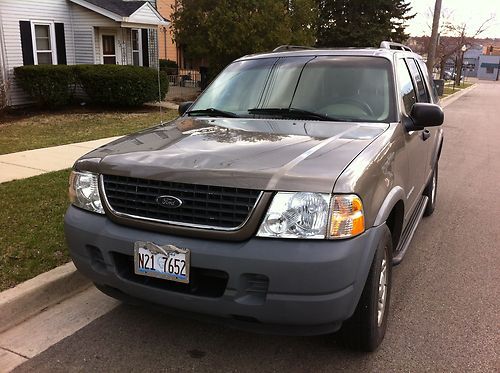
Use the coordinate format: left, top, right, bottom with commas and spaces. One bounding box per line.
0, 262, 90, 334
441, 83, 477, 108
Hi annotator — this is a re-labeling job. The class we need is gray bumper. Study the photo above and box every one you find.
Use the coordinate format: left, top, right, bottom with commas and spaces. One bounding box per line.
64, 206, 385, 335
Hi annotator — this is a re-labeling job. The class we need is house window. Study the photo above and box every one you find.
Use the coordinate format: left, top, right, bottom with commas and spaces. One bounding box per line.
486, 66, 494, 74
131, 29, 142, 66
31, 22, 57, 65
102, 35, 116, 64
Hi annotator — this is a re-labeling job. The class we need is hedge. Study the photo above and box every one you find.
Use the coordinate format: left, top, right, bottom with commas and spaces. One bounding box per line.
14, 65, 77, 107
15, 64, 169, 108
159, 59, 178, 70
77, 65, 168, 107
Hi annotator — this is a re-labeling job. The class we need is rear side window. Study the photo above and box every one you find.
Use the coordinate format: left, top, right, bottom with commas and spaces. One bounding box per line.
416, 58, 439, 103
396, 59, 416, 114
407, 58, 429, 102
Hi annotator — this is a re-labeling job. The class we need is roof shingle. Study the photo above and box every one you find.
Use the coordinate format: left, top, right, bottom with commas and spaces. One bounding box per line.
82, 0, 146, 17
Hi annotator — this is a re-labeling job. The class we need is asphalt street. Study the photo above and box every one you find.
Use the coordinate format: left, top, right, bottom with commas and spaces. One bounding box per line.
14, 82, 500, 372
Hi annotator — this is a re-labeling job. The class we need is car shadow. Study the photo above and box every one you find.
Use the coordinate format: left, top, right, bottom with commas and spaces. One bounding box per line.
16, 300, 380, 372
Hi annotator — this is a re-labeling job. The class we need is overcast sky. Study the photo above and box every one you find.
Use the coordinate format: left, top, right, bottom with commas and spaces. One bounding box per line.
406, 0, 500, 38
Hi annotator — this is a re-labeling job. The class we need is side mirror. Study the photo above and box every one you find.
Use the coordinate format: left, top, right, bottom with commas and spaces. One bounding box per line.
406, 103, 444, 131
178, 101, 194, 116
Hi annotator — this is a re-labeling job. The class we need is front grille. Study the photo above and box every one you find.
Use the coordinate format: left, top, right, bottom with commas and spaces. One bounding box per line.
102, 174, 261, 229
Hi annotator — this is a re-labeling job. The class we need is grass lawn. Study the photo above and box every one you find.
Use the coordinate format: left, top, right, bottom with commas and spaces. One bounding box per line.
0, 108, 177, 155
442, 82, 474, 98
0, 169, 72, 291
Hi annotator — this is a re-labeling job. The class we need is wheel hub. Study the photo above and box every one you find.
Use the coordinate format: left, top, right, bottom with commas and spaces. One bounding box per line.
377, 252, 388, 327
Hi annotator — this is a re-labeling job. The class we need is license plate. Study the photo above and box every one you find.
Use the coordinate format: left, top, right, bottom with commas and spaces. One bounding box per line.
134, 242, 190, 283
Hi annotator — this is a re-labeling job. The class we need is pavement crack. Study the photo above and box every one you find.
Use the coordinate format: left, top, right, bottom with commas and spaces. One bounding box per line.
0, 161, 46, 171
0, 346, 30, 359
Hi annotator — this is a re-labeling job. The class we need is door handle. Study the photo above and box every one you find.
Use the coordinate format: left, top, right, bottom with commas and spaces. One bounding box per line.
422, 129, 431, 141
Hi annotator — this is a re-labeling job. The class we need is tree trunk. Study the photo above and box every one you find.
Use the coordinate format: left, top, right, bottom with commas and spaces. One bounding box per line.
427, 0, 442, 77
439, 60, 446, 79
455, 54, 463, 86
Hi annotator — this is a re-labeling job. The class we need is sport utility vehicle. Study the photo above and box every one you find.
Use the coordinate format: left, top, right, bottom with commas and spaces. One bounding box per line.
65, 42, 444, 351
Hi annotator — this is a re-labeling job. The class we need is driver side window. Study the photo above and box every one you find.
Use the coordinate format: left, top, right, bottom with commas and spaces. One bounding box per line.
396, 58, 416, 115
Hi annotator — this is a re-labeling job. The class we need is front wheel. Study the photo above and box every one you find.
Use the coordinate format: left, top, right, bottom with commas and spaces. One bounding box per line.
340, 225, 393, 352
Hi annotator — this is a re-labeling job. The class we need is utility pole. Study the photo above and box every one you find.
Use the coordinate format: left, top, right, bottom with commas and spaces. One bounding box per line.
427, 0, 442, 77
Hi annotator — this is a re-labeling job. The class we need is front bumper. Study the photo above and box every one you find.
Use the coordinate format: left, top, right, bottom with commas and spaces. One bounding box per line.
65, 206, 385, 335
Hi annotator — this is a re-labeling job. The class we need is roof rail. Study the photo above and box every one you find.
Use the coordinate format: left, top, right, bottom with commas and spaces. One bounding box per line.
380, 41, 413, 52
272, 45, 316, 52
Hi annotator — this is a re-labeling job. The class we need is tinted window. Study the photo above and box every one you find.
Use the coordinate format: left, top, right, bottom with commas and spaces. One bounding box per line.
407, 59, 429, 102
416, 58, 438, 102
396, 59, 416, 114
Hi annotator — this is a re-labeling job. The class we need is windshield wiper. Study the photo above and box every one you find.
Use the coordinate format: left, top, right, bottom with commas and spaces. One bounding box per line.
248, 107, 344, 121
186, 108, 239, 118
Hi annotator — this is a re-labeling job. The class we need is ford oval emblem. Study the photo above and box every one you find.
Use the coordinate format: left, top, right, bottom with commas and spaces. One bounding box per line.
156, 195, 183, 209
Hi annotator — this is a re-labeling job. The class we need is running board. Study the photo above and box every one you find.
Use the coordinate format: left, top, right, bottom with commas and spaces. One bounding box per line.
392, 196, 428, 265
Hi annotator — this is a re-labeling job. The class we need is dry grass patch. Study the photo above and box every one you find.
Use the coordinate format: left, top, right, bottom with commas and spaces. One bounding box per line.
0, 109, 177, 155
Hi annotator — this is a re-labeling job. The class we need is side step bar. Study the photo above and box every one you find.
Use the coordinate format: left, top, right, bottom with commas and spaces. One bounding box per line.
392, 196, 428, 265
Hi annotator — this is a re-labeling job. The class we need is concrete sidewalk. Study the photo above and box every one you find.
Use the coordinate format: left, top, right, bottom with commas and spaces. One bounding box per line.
0, 136, 121, 183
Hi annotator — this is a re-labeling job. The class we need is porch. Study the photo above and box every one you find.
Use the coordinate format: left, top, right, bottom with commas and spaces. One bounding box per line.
69, 0, 168, 68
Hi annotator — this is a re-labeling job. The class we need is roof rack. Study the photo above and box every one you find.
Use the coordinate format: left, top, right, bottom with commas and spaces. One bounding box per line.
272, 45, 316, 52
380, 41, 413, 52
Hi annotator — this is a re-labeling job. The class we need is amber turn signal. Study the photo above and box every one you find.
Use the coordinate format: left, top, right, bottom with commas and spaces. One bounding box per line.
329, 195, 365, 239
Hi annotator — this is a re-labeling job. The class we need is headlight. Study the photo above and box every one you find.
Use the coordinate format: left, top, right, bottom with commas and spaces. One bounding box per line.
257, 192, 365, 239
257, 192, 330, 239
69, 171, 104, 214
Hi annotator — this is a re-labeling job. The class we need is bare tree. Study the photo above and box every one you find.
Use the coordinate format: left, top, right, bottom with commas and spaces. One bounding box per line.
426, 0, 442, 77
441, 15, 495, 85
434, 15, 495, 83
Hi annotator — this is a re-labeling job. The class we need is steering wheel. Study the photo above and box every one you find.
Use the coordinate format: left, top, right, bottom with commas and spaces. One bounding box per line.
327, 97, 374, 117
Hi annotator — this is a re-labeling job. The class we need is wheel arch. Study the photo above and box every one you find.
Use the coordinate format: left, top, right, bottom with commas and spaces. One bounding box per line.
373, 186, 405, 251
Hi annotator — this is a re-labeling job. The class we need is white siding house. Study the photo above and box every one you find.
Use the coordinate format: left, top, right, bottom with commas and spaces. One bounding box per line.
0, 0, 167, 106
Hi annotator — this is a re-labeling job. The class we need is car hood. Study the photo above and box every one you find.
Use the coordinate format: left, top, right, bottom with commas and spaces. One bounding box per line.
76, 117, 388, 193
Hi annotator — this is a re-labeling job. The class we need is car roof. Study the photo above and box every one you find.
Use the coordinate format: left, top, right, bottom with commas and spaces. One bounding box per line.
236, 48, 423, 63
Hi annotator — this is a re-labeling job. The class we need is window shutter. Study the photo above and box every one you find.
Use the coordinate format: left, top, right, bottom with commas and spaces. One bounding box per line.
19, 21, 34, 66
142, 29, 149, 67
55, 23, 67, 65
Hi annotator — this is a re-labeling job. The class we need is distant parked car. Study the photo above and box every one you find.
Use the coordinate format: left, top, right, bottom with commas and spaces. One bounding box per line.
444, 71, 463, 81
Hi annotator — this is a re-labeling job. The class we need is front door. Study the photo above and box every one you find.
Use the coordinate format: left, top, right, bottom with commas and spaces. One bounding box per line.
395, 57, 428, 218
102, 35, 116, 64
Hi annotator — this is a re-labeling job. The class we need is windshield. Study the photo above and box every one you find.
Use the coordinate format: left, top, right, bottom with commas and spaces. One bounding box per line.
190, 56, 396, 123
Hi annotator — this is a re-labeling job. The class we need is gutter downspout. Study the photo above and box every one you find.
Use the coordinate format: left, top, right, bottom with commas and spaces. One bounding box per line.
0, 6, 9, 107
496, 57, 500, 81
164, 27, 167, 60
69, 2, 77, 65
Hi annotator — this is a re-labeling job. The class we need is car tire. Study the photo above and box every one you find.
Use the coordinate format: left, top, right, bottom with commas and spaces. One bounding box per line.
340, 225, 393, 352
423, 163, 438, 217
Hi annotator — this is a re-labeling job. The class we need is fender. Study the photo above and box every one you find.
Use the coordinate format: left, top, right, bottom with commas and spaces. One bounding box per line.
373, 186, 405, 226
